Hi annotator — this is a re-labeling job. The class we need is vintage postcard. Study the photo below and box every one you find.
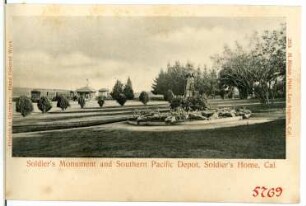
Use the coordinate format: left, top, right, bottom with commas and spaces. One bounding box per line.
5, 4, 301, 203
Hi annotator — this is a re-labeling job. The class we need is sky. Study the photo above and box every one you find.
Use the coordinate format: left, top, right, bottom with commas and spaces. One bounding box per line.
12, 16, 285, 92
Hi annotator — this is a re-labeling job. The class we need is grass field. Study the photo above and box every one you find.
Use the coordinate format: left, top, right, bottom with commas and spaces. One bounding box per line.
12, 119, 285, 159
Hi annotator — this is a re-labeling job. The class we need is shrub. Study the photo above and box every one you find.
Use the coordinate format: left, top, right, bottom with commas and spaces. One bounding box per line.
182, 95, 208, 111
170, 95, 208, 111
139, 91, 149, 105
16, 96, 33, 117
97, 95, 105, 108
116, 93, 127, 106
170, 96, 183, 110
56, 95, 70, 111
164, 89, 175, 102
37, 96, 52, 113
78, 96, 86, 108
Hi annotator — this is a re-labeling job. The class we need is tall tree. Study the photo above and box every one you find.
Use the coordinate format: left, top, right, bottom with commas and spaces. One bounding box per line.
208, 68, 219, 98
110, 80, 124, 100
152, 69, 168, 95
250, 24, 286, 102
123, 77, 135, 100
152, 61, 190, 96
216, 43, 254, 99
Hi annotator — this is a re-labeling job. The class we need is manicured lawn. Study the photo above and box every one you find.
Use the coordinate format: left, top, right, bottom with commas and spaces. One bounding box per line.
12, 119, 285, 159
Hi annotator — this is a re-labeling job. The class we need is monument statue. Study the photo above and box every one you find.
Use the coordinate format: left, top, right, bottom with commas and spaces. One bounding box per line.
185, 73, 195, 97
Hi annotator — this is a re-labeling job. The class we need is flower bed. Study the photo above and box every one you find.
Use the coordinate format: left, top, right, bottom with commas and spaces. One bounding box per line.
129, 107, 252, 126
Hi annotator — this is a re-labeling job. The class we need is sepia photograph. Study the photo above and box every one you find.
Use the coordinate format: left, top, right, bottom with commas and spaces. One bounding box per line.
5, 4, 302, 203
10, 15, 287, 158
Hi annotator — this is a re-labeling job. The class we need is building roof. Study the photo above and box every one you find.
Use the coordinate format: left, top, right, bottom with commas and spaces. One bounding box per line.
76, 86, 96, 93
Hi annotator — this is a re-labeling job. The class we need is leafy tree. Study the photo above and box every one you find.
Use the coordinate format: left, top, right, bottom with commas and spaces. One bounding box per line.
78, 96, 86, 108
16, 96, 33, 117
213, 24, 286, 102
37, 96, 52, 113
213, 43, 254, 99
250, 24, 286, 103
117, 93, 127, 106
123, 77, 135, 100
97, 95, 105, 108
139, 91, 149, 105
110, 80, 124, 100
56, 95, 70, 111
